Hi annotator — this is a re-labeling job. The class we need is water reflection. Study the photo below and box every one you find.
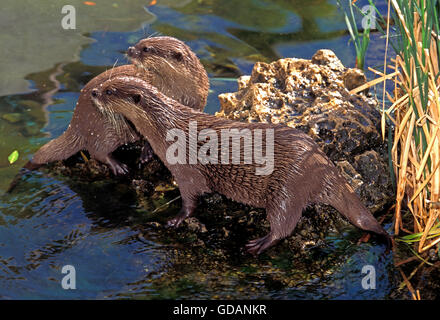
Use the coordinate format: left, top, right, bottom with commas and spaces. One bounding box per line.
0, 173, 170, 299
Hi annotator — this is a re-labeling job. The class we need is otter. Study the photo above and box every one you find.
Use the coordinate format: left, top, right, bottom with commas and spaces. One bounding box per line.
25, 36, 209, 175
90, 76, 389, 255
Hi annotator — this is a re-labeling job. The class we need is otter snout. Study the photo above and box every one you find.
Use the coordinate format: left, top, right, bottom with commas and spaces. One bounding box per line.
91, 88, 100, 98
127, 46, 139, 58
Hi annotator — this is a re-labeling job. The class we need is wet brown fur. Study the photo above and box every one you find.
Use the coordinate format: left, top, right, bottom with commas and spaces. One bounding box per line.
27, 36, 209, 175
92, 76, 390, 255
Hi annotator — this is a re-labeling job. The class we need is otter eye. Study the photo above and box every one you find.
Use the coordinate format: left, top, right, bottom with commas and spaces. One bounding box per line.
143, 47, 151, 53
132, 94, 141, 104
172, 51, 183, 61
106, 89, 113, 96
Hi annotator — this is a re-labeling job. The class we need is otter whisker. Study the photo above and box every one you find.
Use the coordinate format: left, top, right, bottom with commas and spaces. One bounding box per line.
108, 59, 119, 81
159, 56, 178, 74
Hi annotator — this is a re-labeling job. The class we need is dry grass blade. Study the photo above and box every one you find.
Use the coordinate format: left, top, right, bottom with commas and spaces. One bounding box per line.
410, 160, 440, 202
419, 210, 440, 252
349, 71, 399, 95
421, 235, 440, 251
398, 267, 418, 299
415, 126, 439, 180
363, 3, 440, 300
381, 0, 440, 251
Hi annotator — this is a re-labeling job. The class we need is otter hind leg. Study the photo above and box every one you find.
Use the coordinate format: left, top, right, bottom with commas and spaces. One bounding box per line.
167, 193, 198, 228
166, 172, 209, 228
246, 198, 305, 256
166, 205, 194, 228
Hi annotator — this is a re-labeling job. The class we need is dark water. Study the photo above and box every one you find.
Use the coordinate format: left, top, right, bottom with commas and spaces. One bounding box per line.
0, 0, 400, 299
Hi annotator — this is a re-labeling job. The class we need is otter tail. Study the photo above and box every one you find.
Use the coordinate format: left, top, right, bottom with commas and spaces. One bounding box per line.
318, 168, 389, 238
32, 130, 84, 165
7, 130, 84, 193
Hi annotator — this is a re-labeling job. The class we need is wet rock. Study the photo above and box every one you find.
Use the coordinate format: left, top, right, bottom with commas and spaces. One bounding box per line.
184, 217, 208, 234
216, 49, 394, 214
353, 150, 393, 212
145, 222, 161, 229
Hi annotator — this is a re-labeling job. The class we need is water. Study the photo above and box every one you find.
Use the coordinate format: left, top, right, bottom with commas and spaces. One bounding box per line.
0, 0, 401, 299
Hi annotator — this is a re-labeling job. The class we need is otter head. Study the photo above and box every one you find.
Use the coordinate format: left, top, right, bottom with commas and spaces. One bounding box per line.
126, 36, 209, 111
90, 77, 153, 138
91, 76, 146, 112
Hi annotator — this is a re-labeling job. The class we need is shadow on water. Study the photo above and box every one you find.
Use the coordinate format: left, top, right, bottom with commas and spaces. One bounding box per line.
0, 0, 403, 299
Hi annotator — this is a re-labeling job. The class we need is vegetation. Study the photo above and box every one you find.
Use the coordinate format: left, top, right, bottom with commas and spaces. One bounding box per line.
337, 0, 376, 70
346, 0, 440, 299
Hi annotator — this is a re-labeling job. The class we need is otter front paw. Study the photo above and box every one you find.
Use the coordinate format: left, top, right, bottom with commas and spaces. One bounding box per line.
245, 235, 279, 256
106, 158, 130, 176
167, 217, 184, 228
167, 209, 191, 228
114, 163, 129, 176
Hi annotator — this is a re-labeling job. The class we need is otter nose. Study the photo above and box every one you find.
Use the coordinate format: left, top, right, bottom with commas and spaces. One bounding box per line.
91, 88, 99, 98
127, 46, 137, 57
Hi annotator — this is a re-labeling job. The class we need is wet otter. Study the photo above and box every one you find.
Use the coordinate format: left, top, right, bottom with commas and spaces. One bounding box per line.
25, 36, 209, 175
91, 76, 389, 255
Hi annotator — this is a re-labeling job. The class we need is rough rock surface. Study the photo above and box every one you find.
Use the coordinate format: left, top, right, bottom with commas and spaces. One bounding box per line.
216, 49, 394, 213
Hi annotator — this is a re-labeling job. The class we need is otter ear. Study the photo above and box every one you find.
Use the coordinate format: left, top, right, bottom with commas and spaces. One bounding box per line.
132, 94, 141, 104
172, 51, 183, 62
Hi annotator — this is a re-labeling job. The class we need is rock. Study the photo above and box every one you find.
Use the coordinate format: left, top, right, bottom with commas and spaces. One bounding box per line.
353, 150, 393, 212
311, 49, 345, 72
343, 68, 367, 92
335, 160, 364, 192
184, 217, 208, 233
145, 222, 161, 229
237, 76, 250, 90
216, 49, 393, 213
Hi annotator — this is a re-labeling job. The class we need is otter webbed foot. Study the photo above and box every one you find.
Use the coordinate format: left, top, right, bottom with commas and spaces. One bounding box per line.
167, 217, 184, 228
167, 205, 194, 228
140, 141, 154, 164
105, 156, 129, 176
167, 211, 188, 228
245, 234, 279, 256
